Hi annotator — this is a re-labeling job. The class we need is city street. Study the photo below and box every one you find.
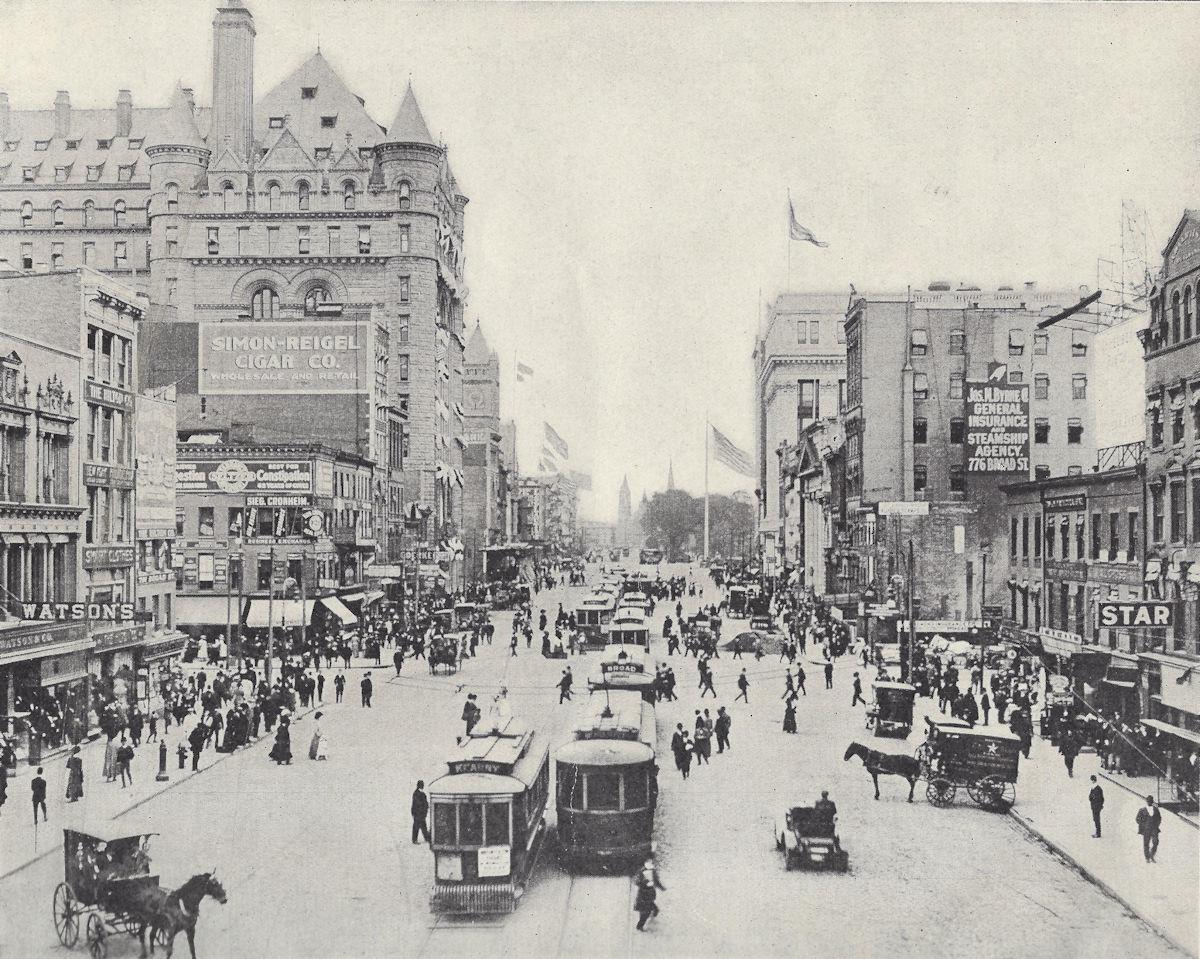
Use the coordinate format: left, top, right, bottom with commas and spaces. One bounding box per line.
0, 566, 1184, 959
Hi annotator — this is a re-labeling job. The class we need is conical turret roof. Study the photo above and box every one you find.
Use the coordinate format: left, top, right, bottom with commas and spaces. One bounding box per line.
153, 82, 206, 150
386, 82, 435, 145
465, 322, 491, 364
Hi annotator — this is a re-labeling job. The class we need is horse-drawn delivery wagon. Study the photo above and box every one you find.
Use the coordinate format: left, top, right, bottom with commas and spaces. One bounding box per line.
915, 717, 1021, 811
865, 682, 917, 738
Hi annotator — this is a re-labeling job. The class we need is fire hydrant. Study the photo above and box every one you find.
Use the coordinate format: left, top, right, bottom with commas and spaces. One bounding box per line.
156, 741, 170, 782
177, 744, 188, 770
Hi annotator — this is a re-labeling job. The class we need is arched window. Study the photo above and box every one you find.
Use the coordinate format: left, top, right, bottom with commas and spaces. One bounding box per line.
20, 200, 33, 226
1171, 291, 1181, 342
1184, 287, 1194, 341
267, 181, 282, 211
397, 180, 411, 211
52, 202, 64, 228
304, 285, 333, 313
251, 286, 279, 320
82, 200, 95, 227
297, 180, 310, 211
342, 180, 356, 211
113, 200, 126, 228
166, 183, 179, 213
222, 181, 235, 213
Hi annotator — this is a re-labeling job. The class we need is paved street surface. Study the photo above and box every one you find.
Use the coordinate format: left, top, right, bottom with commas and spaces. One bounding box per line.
0, 566, 1188, 958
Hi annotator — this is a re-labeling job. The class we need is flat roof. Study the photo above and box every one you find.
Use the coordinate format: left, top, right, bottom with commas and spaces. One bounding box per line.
555, 739, 654, 767
428, 772, 526, 796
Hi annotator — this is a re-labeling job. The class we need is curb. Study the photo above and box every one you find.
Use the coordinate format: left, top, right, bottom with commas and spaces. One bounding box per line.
1099, 772, 1200, 832
1007, 808, 1196, 957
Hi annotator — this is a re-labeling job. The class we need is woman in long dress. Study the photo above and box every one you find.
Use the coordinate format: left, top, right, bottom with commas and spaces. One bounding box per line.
308, 712, 328, 760
66, 746, 84, 801
269, 717, 292, 765
102, 735, 119, 782
783, 698, 797, 734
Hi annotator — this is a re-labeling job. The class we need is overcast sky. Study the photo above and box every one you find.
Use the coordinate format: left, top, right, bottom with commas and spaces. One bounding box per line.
4, 1, 1197, 521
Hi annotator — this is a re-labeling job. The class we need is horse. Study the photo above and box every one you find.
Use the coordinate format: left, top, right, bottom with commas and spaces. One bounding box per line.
146, 872, 228, 959
843, 742, 920, 802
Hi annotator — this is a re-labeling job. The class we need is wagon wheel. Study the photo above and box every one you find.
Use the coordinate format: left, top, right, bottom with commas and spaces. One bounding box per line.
87, 913, 108, 959
926, 778, 956, 807
153, 921, 172, 949
53, 882, 80, 947
974, 776, 1016, 811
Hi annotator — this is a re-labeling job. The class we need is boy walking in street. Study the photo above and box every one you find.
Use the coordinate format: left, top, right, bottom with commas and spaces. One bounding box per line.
1088, 775, 1105, 838
31, 767, 47, 824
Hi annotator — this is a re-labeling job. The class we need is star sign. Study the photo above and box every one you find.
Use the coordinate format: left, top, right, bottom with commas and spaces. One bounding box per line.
985, 742, 998, 755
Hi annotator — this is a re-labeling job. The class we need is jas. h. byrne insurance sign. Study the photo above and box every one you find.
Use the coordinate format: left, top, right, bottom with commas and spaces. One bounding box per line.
198, 321, 372, 395
966, 363, 1029, 474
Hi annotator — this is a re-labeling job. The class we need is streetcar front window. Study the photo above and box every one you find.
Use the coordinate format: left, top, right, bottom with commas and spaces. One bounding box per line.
486, 802, 511, 845
624, 768, 648, 809
460, 802, 484, 845
433, 803, 457, 845
588, 772, 620, 811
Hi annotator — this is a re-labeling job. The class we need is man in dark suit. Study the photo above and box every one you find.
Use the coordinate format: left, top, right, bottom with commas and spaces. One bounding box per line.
1088, 775, 1105, 838
411, 780, 431, 844
1136, 795, 1161, 862
360, 672, 373, 708
851, 673, 865, 707
824, 659, 834, 690
31, 767, 47, 824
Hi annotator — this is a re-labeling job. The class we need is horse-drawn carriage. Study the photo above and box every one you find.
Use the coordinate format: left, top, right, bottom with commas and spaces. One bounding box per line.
775, 803, 849, 872
54, 824, 226, 958
915, 717, 1021, 811
865, 682, 917, 738
428, 634, 460, 675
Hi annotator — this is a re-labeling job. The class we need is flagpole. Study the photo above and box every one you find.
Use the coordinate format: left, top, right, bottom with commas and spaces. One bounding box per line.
786, 190, 792, 290
703, 412, 710, 560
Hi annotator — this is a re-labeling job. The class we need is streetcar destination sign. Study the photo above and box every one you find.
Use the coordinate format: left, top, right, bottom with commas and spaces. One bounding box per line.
1097, 601, 1175, 628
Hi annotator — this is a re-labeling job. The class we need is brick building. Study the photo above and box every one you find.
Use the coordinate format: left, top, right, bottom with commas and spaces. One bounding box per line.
461, 323, 508, 583
752, 292, 847, 574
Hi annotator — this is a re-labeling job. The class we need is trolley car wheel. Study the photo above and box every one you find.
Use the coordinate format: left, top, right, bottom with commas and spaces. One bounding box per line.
926, 778, 956, 807
974, 776, 1016, 811
53, 882, 80, 947
86, 913, 108, 959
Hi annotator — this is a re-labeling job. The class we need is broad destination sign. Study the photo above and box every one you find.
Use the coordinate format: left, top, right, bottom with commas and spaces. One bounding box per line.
966, 363, 1029, 474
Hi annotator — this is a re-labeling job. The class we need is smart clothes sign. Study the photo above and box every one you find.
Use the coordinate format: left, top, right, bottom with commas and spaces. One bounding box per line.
198, 321, 372, 394
966, 363, 1029, 473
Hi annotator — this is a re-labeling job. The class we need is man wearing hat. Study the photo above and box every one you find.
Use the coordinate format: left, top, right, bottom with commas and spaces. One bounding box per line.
1136, 794, 1161, 862
634, 851, 665, 931
411, 780, 431, 844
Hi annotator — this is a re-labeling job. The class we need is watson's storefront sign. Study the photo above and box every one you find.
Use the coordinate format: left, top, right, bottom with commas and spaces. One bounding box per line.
11, 602, 136, 621
198, 321, 372, 395
965, 363, 1029, 474
177, 459, 313, 495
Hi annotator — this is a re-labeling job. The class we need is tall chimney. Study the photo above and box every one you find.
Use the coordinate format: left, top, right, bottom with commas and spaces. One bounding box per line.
181, 87, 195, 113
116, 89, 133, 138
54, 91, 70, 138
211, 3, 256, 161
0, 93, 10, 137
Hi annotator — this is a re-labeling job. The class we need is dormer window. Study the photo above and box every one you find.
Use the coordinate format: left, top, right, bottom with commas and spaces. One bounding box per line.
117, 164, 135, 182
301, 87, 317, 99
87, 164, 103, 182
22, 167, 36, 182
2, 140, 18, 152
54, 165, 71, 183
320, 115, 337, 129
34, 140, 50, 151
128, 138, 144, 149
66, 139, 80, 151
269, 117, 285, 129
96, 139, 111, 150
314, 146, 331, 161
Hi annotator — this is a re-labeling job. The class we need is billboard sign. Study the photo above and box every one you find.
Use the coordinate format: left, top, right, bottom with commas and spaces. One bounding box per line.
965, 363, 1029, 474
197, 321, 372, 395
1097, 601, 1175, 628
176, 459, 313, 495
135, 391, 177, 530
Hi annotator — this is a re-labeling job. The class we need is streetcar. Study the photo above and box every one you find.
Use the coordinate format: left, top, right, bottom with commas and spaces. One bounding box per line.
587, 645, 657, 703
555, 689, 658, 869
604, 608, 651, 651
639, 547, 663, 565
428, 717, 550, 914
576, 593, 617, 650
617, 591, 652, 617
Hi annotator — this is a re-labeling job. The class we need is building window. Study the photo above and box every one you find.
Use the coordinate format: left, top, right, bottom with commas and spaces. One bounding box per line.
297, 180, 310, 211
236, 226, 248, 255
322, 115, 337, 128
20, 243, 32, 270
1192, 477, 1200, 544
1090, 511, 1101, 559
912, 417, 927, 444
222, 181, 235, 212
1045, 518, 1056, 560
1150, 405, 1164, 447
1010, 517, 1019, 558
1107, 511, 1119, 558
398, 355, 409, 381
82, 241, 95, 265
397, 180, 411, 210
343, 180, 356, 210
1151, 486, 1163, 542
912, 373, 928, 401
948, 330, 965, 355
1008, 369, 1025, 385
82, 200, 95, 226
1033, 517, 1042, 560
304, 285, 331, 313
257, 559, 272, 590
838, 379, 846, 412
1128, 510, 1138, 558
1035, 464, 1050, 481
267, 226, 279, 254
198, 506, 215, 537
1170, 480, 1186, 544
268, 181, 282, 211
298, 225, 310, 255
52, 202, 64, 227
910, 329, 928, 356
1067, 418, 1083, 444
949, 465, 966, 493
1071, 374, 1087, 400
949, 417, 964, 444
268, 117, 284, 129
836, 321, 846, 344
166, 182, 178, 212
398, 315, 410, 345
251, 287, 279, 319
1034, 374, 1049, 401
20, 199, 33, 226
165, 226, 178, 256
809, 321, 820, 344
798, 380, 819, 422
314, 147, 330, 161
1021, 516, 1030, 559
398, 274, 410, 303
400, 224, 410, 254
327, 225, 340, 255
1033, 331, 1048, 355
1184, 287, 1194, 340
358, 224, 370, 253
302, 86, 317, 99
207, 226, 219, 255
796, 322, 807, 344
51, 243, 63, 269
913, 465, 927, 493
1075, 517, 1085, 560
1008, 329, 1025, 356
113, 200, 126, 227
1034, 418, 1050, 444
113, 241, 126, 267
1072, 329, 1088, 357
948, 373, 963, 399
1172, 291, 1181, 342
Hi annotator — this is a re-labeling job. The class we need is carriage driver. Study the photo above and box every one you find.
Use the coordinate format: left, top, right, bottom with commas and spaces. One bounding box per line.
814, 791, 841, 851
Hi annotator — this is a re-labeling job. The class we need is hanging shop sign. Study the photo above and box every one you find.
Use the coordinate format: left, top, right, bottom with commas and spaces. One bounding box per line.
1045, 493, 1087, 513
965, 363, 1029, 474
84, 463, 136, 489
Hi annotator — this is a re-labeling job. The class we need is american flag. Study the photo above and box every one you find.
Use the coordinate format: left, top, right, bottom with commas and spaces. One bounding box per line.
544, 422, 568, 460
517, 361, 534, 383
711, 425, 754, 477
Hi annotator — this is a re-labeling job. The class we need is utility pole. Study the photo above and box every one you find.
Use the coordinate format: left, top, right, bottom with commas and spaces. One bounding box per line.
266, 544, 276, 686
906, 538, 915, 682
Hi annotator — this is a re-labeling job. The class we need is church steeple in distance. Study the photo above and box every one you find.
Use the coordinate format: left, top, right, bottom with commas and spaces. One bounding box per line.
667, 459, 675, 491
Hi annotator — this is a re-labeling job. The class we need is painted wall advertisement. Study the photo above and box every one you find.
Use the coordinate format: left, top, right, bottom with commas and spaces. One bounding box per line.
135, 391, 177, 532
965, 363, 1029, 474
176, 459, 313, 495
197, 321, 372, 395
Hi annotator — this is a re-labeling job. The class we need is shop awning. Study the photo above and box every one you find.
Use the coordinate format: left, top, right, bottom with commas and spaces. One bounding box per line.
48, 533, 71, 544
175, 595, 241, 627
25, 533, 51, 545
0, 533, 28, 545
245, 599, 314, 629
1144, 559, 1161, 582
319, 596, 358, 625
364, 590, 385, 605
341, 592, 366, 604
1140, 718, 1200, 748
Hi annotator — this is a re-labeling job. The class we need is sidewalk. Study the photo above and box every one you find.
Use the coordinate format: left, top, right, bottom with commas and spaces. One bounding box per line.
1012, 735, 1199, 956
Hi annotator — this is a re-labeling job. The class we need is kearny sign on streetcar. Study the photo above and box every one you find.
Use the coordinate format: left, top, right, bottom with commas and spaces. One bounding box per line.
198, 320, 373, 395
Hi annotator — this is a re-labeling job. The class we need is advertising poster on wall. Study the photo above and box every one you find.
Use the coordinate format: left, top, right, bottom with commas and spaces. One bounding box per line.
176, 459, 313, 495
197, 321, 373, 395
135, 389, 177, 533
965, 363, 1030, 474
